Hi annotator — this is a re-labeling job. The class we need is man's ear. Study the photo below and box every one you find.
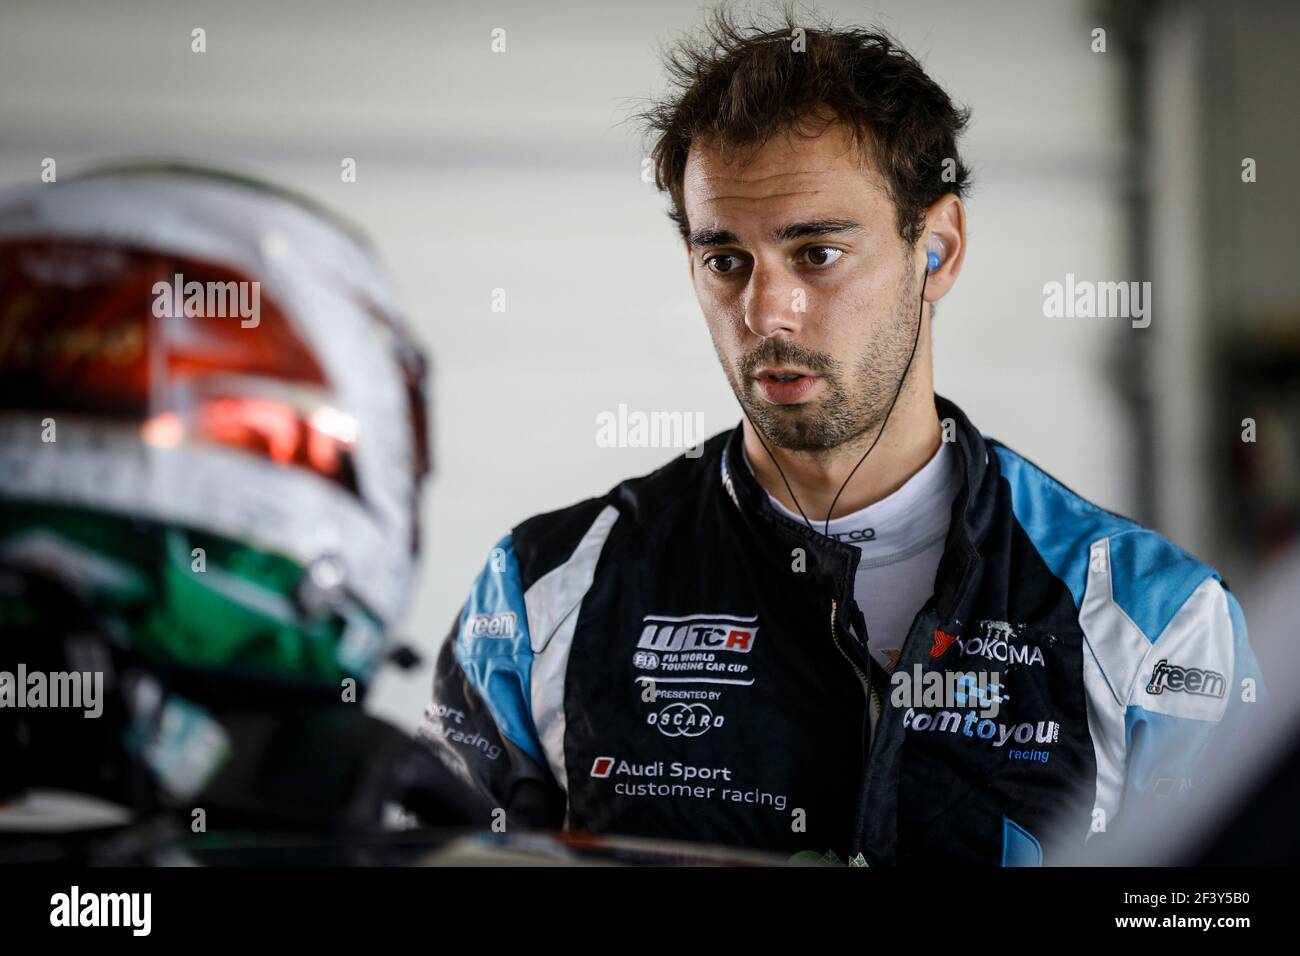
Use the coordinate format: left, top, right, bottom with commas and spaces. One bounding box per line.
921, 195, 966, 304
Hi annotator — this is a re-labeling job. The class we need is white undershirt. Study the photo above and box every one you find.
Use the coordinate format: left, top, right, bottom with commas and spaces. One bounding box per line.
744, 440, 962, 673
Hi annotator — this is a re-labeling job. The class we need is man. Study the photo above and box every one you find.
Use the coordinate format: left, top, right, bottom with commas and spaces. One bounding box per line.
418, 11, 1263, 864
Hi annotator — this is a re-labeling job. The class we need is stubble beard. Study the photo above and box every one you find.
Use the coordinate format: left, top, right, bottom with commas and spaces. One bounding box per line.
719, 267, 920, 454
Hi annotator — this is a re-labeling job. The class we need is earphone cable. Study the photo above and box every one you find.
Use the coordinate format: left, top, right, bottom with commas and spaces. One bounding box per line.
742, 263, 930, 538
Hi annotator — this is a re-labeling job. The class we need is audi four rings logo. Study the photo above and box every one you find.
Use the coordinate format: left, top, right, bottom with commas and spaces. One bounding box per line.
648, 703, 724, 737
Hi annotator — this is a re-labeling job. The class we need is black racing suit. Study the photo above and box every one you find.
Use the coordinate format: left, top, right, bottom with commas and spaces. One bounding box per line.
417, 395, 1263, 864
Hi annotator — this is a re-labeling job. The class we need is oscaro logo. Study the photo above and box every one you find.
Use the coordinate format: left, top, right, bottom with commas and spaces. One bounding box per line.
647, 702, 723, 737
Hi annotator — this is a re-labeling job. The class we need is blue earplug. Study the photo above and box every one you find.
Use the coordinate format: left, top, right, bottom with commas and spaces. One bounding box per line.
926, 235, 946, 273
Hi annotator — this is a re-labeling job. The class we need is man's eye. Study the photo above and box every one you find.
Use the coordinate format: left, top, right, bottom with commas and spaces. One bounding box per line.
803, 246, 844, 267
706, 255, 745, 274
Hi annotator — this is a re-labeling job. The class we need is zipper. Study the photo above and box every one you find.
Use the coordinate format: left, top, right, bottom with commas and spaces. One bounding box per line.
868, 681, 882, 746
830, 599, 881, 753
834, 593, 945, 862
831, 597, 880, 865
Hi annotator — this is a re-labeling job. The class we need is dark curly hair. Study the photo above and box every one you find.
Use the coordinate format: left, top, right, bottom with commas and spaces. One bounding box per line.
638, 3, 973, 247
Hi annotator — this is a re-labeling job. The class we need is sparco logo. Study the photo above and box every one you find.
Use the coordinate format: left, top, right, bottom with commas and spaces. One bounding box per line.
638, 614, 758, 653
1146, 659, 1226, 698
648, 703, 724, 737
828, 528, 875, 544
953, 620, 1046, 667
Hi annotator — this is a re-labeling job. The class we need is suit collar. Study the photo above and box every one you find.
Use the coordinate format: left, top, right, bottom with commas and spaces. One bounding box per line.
719, 393, 995, 621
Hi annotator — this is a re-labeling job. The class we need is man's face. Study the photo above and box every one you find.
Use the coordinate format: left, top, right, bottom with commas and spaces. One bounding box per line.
683, 119, 922, 452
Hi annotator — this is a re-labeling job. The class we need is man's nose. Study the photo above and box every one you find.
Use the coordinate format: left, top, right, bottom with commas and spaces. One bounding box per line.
742, 261, 804, 339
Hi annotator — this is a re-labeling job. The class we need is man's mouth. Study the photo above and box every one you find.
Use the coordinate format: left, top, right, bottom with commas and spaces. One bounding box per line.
751, 368, 822, 405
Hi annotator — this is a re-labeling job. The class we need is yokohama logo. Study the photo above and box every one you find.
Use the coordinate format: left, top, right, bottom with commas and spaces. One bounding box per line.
637, 614, 758, 653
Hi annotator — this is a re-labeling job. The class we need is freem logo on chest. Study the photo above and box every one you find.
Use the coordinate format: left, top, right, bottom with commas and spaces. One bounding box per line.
637, 614, 759, 653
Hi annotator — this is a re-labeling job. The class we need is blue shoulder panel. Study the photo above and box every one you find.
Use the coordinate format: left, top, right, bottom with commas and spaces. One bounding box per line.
453, 534, 544, 765
1107, 530, 1217, 644
993, 444, 1217, 640
993, 444, 1136, 606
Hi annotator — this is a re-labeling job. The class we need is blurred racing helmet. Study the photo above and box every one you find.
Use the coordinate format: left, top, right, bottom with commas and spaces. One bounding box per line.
0, 163, 431, 689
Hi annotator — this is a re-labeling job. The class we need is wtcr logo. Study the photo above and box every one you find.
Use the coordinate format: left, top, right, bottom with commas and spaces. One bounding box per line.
637, 613, 758, 654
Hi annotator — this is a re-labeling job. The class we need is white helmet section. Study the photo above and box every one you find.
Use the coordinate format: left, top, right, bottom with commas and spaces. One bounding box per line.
0, 171, 423, 628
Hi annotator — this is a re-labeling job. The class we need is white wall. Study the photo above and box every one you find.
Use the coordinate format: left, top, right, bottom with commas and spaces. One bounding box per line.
0, 0, 1133, 730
